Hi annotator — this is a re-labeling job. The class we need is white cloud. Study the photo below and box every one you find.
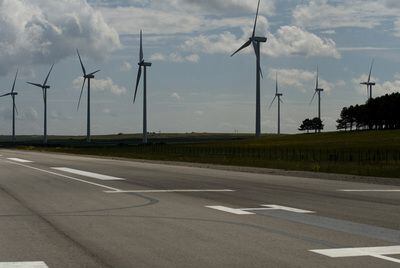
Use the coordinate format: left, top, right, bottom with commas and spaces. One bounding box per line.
353, 73, 400, 97
268, 68, 338, 93
195, 110, 204, 116
0, 0, 120, 76
120, 61, 132, 71
150, 52, 199, 63
73, 77, 127, 95
170, 92, 181, 101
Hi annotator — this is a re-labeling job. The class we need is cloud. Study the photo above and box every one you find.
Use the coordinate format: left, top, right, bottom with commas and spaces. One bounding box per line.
170, 92, 182, 101
120, 61, 132, 71
150, 52, 199, 63
293, 0, 400, 37
0, 0, 120, 76
73, 77, 127, 95
268, 68, 338, 93
181, 26, 340, 58
352, 73, 400, 97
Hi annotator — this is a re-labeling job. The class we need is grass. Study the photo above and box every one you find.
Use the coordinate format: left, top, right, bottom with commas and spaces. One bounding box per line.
11, 130, 400, 179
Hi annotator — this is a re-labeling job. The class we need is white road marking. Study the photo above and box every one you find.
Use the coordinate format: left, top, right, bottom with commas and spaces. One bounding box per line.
5, 161, 120, 192
206, 204, 314, 215
106, 189, 234, 194
310, 245, 400, 264
340, 189, 400, 192
52, 167, 125, 181
0, 262, 48, 268
7, 158, 33, 163
206, 206, 255, 215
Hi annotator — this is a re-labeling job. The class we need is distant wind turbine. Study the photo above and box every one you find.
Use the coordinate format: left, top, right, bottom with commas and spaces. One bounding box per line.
231, 0, 267, 138
0, 69, 19, 142
134, 30, 152, 144
77, 49, 100, 143
360, 60, 376, 100
268, 73, 283, 134
310, 66, 324, 131
27, 64, 55, 144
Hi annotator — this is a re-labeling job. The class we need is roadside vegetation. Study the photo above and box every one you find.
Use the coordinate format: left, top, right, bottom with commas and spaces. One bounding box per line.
16, 130, 400, 179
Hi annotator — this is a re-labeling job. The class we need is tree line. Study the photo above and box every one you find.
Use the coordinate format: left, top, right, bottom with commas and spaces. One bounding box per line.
337, 93, 400, 131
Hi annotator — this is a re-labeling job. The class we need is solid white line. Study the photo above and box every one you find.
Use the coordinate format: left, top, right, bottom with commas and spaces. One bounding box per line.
0, 262, 48, 268
106, 189, 234, 194
206, 206, 255, 215
52, 167, 125, 181
7, 158, 33, 163
370, 254, 400, 264
5, 161, 120, 192
339, 190, 400, 192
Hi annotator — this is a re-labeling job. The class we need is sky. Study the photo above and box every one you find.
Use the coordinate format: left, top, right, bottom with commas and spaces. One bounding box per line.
0, 0, 400, 136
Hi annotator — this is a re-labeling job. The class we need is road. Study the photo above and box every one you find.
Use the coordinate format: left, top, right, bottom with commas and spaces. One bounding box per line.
0, 149, 399, 267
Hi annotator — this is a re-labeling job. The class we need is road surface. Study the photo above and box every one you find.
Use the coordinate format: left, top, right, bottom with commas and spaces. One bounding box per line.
0, 149, 399, 267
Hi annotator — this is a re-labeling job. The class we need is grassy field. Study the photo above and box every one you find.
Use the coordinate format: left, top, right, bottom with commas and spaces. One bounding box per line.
9, 130, 400, 179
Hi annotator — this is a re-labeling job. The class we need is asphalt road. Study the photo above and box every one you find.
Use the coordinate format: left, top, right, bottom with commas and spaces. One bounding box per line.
0, 149, 399, 268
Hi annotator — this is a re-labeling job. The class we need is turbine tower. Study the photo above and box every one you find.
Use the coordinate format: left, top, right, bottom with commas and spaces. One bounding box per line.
27, 64, 55, 144
231, 0, 267, 138
0, 69, 19, 142
77, 49, 100, 143
360, 60, 375, 100
268, 73, 283, 134
134, 30, 152, 144
310, 67, 324, 132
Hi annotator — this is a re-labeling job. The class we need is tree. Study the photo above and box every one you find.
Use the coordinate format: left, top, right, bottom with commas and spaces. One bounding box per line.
299, 118, 324, 133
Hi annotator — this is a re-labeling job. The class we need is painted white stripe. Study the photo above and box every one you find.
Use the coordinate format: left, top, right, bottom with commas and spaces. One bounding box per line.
0, 262, 48, 268
340, 189, 400, 192
106, 189, 234, 193
52, 167, 125, 181
311, 245, 400, 264
7, 158, 33, 163
5, 161, 120, 192
206, 206, 255, 215
261, 205, 315, 213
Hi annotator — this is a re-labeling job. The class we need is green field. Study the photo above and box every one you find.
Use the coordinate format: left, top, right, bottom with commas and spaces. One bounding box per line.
8, 130, 400, 179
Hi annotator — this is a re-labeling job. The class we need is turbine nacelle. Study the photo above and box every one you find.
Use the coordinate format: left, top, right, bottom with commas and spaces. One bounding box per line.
252, 36, 267, 43
139, 62, 152, 67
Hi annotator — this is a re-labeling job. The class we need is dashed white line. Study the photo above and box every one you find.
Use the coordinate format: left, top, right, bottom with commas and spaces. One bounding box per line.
0, 262, 48, 268
311, 245, 400, 264
52, 167, 125, 181
206, 204, 315, 215
7, 158, 33, 163
339, 189, 400, 192
5, 161, 120, 192
106, 189, 235, 194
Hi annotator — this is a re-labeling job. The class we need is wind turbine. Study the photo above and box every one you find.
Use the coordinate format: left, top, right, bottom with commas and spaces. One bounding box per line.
231, 0, 267, 138
77, 49, 100, 143
310, 66, 324, 132
360, 60, 375, 100
0, 69, 19, 142
27, 64, 55, 144
134, 30, 152, 144
268, 73, 283, 134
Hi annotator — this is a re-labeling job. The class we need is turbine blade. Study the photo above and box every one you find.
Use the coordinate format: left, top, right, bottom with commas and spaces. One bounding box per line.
0, 93, 11, 97
14, 101, 18, 116
77, 49, 86, 76
252, 0, 261, 38
12, 69, 18, 93
276, 72, 278, 94
259, 66, 264, 79
43, 63, 54, 86
309, 91, 317, 105
268, 96, 277, 110
368, 59, 374, 83
89, 70, 100, 76
27, 82, 43, 88
139, 30, 144, 62
77, 78, 86, 110
134, 66, 142, 103
231, 40, 252, 57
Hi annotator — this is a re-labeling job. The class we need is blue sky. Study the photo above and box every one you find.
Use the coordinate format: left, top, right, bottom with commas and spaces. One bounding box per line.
0, 0, 400, 136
